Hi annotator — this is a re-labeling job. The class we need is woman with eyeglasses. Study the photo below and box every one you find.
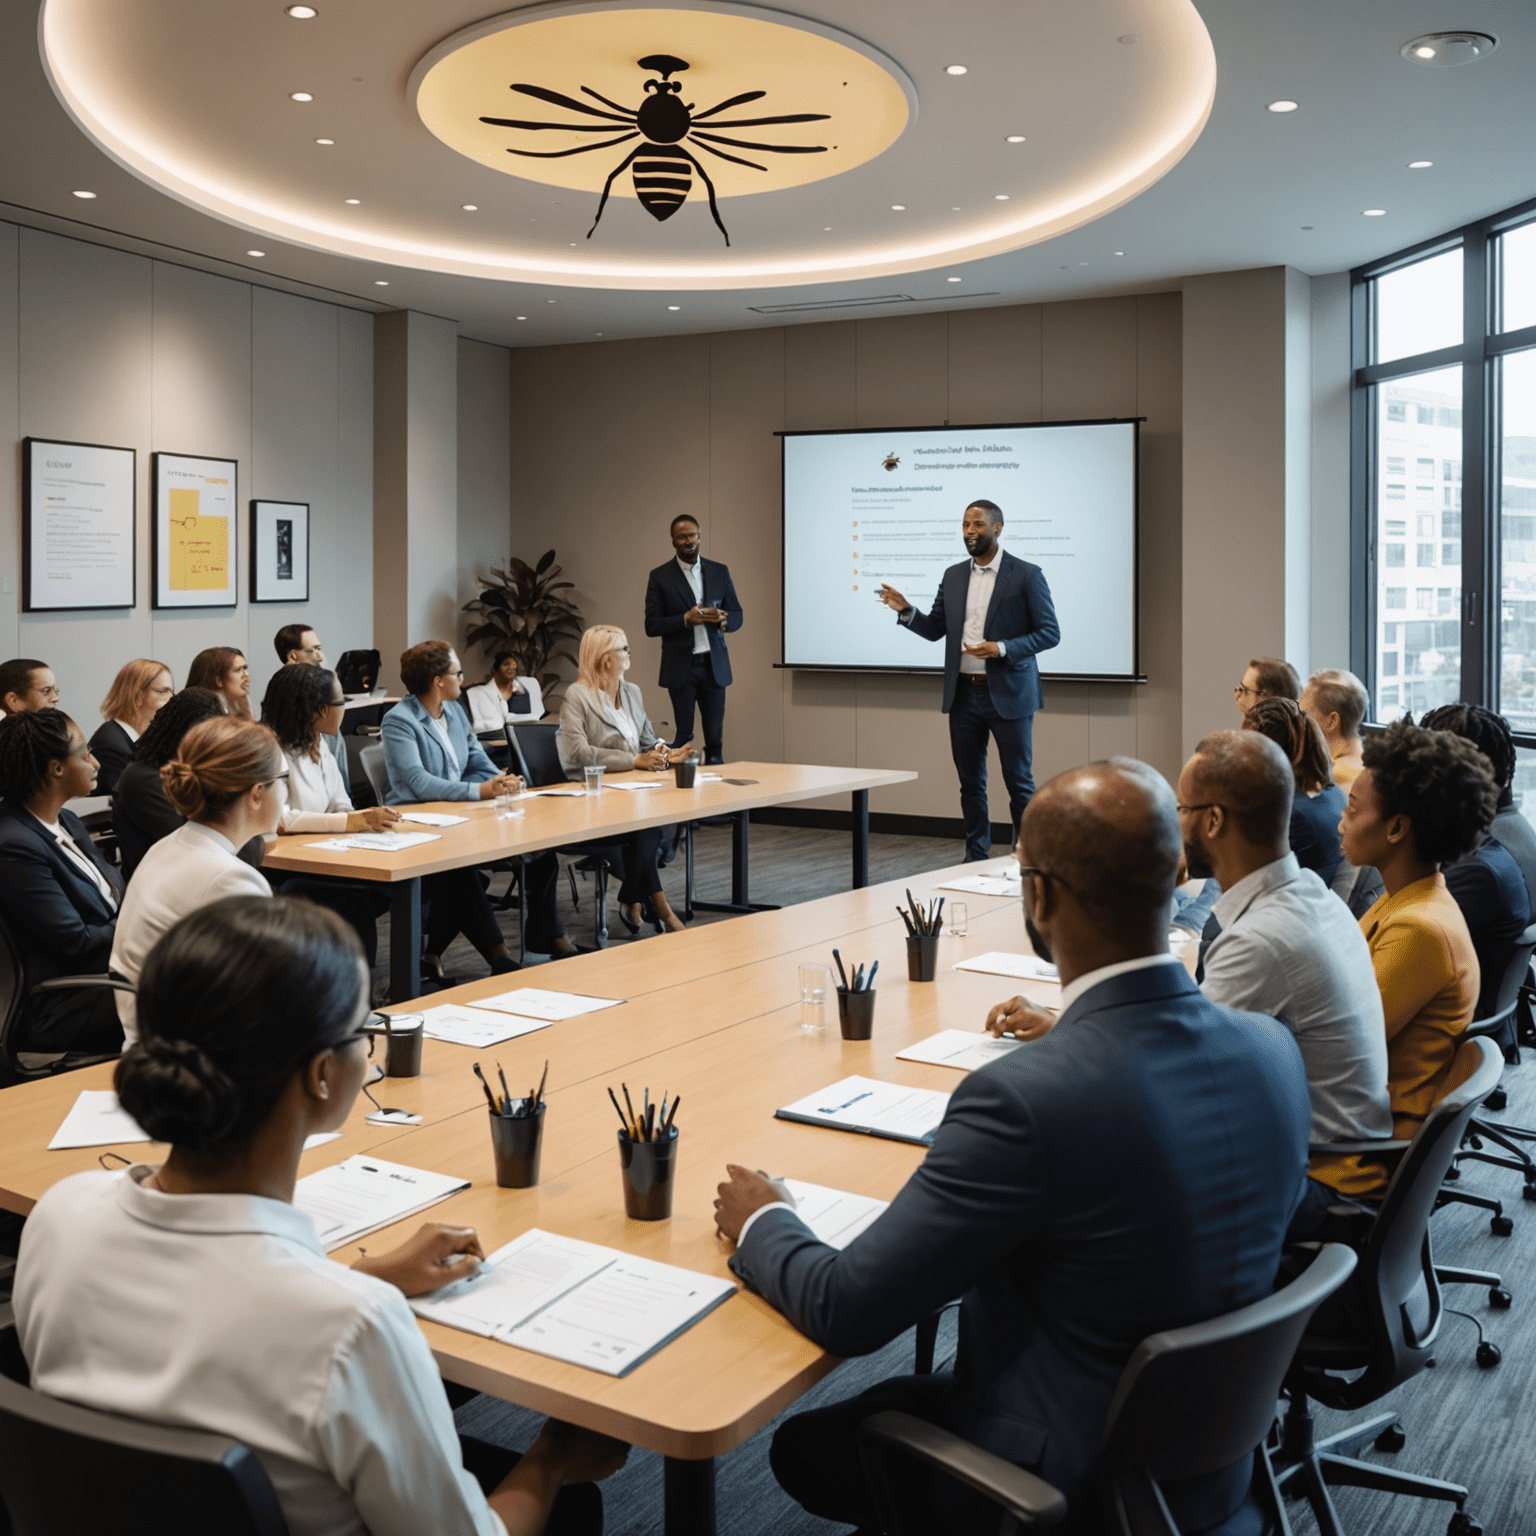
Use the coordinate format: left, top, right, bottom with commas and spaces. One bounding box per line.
557, 625, 687, 934
1233, 655, 1300, 718
382, 640, 575, 973
109, 716, 281, 1043
89, 658, 174, 795
16, 896, 625, 1536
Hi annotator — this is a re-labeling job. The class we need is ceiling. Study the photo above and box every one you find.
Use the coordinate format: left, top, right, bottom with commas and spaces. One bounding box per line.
2, 0, 1532, 347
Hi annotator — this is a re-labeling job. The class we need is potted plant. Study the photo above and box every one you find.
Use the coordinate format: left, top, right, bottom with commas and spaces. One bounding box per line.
461, 551, 585, 701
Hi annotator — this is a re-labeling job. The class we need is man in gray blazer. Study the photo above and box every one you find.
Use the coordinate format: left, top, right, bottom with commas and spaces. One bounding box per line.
878, 500, 1059, 860
715, 759, 1311, 1534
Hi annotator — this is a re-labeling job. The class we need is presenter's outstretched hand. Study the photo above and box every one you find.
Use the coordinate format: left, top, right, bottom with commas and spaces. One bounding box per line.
875, 584, 909, 613
985, 995, 1058, 1043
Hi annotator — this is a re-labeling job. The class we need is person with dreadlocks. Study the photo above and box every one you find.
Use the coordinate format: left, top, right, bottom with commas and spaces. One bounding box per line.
1420, 704, 1531, 1039
0, 708, 125, 1055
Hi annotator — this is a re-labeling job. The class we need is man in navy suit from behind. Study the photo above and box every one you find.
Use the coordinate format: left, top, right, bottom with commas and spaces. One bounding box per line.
643, 514, 743, 764
715, 759, 1311, 1534
878, 499, 1059, 860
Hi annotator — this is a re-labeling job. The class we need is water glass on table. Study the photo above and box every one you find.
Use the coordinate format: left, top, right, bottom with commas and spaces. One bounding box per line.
947, 901, 968, 937
584, 765, 605, 794
799, 963, 832, 1031
494, 787, 523, 820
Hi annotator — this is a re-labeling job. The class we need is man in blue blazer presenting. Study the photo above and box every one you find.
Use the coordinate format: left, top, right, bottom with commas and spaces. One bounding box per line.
643, 515, 743, 764
878, 500, 1059, 860
715, 760, 1311, 1534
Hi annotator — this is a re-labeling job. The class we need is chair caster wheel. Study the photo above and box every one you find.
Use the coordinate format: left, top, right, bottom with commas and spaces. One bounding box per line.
1374, 1423, 1406, 1453
1491, 1286, 1513, 1309
1444, 1165, 1462, 1181
1491, 1214, 1514, 1236
1476, 1341, 1501, 1369
1523, 1183, 1536, 1202
1449, 1512, 1483, 1536
1489, 1083, 1510, 1105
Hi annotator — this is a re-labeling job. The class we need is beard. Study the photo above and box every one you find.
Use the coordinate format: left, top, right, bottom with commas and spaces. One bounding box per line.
1182, 835, 1213, 882
1024, 908, 1053, 965
964, 531, 995, 559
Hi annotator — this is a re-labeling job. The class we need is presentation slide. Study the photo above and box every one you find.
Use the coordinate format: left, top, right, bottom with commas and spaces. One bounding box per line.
782, 421, 1137, 678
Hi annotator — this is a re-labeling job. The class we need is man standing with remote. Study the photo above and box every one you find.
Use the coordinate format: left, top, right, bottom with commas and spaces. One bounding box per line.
877, 500, 1058, 861
644, 514, 742, 765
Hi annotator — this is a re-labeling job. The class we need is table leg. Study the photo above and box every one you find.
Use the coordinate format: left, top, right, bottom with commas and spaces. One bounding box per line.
683, 820, 696, 922
389, 879, 421, 1003
731, 810, 750, 907
664, 1456, 717, 1536
852, 789, 870, 889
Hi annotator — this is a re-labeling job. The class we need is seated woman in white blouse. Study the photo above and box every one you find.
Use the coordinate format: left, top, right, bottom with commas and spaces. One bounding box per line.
557, 625, 688, 935
16, 896, 624, 1536
108, 715, 280, 1043
466, 650, 546, 732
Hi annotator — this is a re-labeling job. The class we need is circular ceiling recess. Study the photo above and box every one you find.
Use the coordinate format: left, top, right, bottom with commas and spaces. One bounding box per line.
39, 0, 1217, 291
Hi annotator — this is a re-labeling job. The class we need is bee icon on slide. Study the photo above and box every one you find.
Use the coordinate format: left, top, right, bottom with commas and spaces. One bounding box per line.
882, 452, 900, 472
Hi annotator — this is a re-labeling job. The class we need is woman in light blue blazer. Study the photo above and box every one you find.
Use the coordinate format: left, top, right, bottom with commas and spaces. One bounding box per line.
381, 641, 574, 975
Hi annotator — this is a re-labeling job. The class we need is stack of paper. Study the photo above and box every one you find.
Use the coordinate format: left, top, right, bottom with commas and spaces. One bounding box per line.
517, 787, 585, 799
294, 1155, 470, 1251
778, 1180, 889, 1248
935, 870, 1023, 897
411, 1228, 735, 1376
897, 1030, 1026, 1072
399, 811, 469, 827
607, 781, 664, 792
307, 831, 442, 853
418, 1004, 556, 1048
776, 1075, 950, 1146
471, 988, 624, 1022
952, 952, 1059, 982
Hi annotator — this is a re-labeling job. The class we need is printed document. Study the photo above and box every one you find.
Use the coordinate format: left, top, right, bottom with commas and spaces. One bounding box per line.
306, 831, 442, 853
294, 1155, 469, 1251
897, 1030, 1026, 1072
778, 1180, 888, 1248
49, 1091, 343, 1152
471, 988, 624, 1022
399, 812, 469, 827
419, 1004, 556, 1048
775, 1075, 950, 1146
952, 952, 1059, 983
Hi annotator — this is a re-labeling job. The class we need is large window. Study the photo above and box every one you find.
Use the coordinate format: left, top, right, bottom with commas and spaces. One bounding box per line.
1355, 196, 1536, 735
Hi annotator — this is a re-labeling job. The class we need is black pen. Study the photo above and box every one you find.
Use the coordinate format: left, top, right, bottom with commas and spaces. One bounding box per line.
533, 1060, 549, 1112
832, 948, 849, 989
865, 960, 879, 990
472, 1063, 499, 1113
497, 1061, 511, 1112
607, 1086, 630, 1132
663, 1095, 681, 1135
622, 1082, 638, 1139
897, 906, 916, 938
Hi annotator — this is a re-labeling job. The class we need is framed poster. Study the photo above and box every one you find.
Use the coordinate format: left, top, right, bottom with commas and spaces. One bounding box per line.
22, 437, 136, 611
250, 499, 310, 603
152, 452, 238, 608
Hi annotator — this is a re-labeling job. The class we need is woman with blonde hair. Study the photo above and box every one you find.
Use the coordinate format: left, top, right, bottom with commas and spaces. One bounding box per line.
90, 659, 174, 794
557, 625, 687, 934
186, 646, 253, 719
109, 715, 279, 1041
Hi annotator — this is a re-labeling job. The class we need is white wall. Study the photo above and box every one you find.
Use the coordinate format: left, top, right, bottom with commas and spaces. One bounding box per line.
0, 222, 373, 720
456, 338, 513, 674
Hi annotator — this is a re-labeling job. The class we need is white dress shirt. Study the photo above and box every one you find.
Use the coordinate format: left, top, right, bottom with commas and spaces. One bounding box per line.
959, 559, 1000, 674
109, 822, 272, 1041
464, 678, 545, 732
427, 711, 462, 771
113, 719, 141, 744
14, 1168, 504, 1536
678, 555, 711, 655
279, 748, 353, 835
36, 813, 119, 907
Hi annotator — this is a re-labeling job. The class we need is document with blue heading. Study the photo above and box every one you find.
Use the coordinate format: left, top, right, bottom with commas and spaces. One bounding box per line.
775, 1075, 950, 1146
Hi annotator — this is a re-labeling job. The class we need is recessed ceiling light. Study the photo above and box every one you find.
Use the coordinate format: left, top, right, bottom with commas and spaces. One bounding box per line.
951, 206, 960, 211
595, 332, 603, 336
1363, 209, 1387, 217
246, 249, 266, 257
1408, 160, 1433, 169
547, 299, 556, 303
344, 197, 360, 204
71, 189, 96, 199
1114, 250, 1125, 255
945, 64, 968, 76
314, 137, 334, 146
289, 91, 314, 102
374, 280, 389, 286
823, 226, 831, 231
516, 316, 526, 320
1401, 32, 1498, 67
285, 4, 318, 16
668, 305, 681, 310
1267, 100, 1299, 113
946, 277, 962, 283
461, 203, 478, 211
890, 204, 906, 211
1078, 261, 1088, 266
1005, 135, 1026, 143
1413, 45, 1436, 59
993, 194, 1009, 201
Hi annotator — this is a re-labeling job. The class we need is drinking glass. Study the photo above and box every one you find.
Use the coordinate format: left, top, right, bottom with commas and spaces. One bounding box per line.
798, 963, 832, 1031
584, 765, 605, 794
947, 901, 969, 937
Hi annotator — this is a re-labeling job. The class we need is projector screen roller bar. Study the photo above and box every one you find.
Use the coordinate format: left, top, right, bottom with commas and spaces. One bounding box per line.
780, 419, 1139, 681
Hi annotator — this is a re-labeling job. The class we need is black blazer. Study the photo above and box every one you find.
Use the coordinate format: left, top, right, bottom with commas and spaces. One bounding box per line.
0, 801, 123, 995
901, 550, 1059, 718
643, 556, 743, 689
731, 961, 1311, 1531
112, 761, 265, 879
88, 720, 136, 797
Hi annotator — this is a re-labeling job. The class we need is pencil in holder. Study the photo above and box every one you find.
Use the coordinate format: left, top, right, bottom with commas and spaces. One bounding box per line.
836, 987, 877, 1040
619, 1127, 678, 1220
906, 934, 940, 983
489, 1103, 545, 1189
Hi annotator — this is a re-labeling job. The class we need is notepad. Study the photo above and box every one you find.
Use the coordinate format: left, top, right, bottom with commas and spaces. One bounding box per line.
775, 1075, 950, 1146
410, 1228, 736, 1377
779, 1180, 889, 1248
470, 988, 624, 1022
952, 952, 1060, 983
418, 1003, 557, 1048
897, 1030, 1026, 1073
307, 831, 442, 853
399, 812, 470, 827
294, 1155, 470, 1251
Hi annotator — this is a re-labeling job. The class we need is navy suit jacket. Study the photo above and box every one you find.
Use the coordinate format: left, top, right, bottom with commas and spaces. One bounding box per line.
731, 961, 1311, 1531
644, 556, 743, 689
901, 549, 1059, 717
1445, 836, 1532, 1019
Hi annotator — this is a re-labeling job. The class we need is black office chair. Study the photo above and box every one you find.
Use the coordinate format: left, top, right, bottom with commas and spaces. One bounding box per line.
1271, 1036, 1501, 1536
0, 911, 130, 1087
75, 809, 119, 870
0, 1323, 288, 1536
859, 1245, 1359, 1536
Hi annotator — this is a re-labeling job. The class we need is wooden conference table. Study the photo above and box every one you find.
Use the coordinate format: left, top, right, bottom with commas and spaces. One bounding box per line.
260, 761, 917, 1003
0, 856, 1065, 1534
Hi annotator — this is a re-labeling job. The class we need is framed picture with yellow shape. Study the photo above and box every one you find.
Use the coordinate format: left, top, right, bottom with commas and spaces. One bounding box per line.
152, 452, 238, 608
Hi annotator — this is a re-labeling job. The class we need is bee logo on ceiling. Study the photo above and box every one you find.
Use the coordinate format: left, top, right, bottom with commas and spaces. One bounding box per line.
480, 54, 830, 246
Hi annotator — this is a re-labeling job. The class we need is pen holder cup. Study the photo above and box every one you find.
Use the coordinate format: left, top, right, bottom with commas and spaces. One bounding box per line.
619, 1128, 678, 1220
836, 988, 877, 1041
489, 1104, 545, 1189
906, 936, 940, 983
366, 1013, 424, 1077
673, 757, 699, 789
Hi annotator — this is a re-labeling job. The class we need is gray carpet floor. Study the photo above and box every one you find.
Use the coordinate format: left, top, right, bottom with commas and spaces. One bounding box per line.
426, 827, 1536, 1536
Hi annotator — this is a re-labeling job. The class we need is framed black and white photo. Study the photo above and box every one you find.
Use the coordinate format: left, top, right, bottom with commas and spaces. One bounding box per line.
250, 499, 310, 603
152, 452, 238, 608
22, 437, 136, 612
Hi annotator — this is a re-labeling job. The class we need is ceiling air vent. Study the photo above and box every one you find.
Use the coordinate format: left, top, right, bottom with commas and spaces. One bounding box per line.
748, 294, 914, 314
